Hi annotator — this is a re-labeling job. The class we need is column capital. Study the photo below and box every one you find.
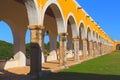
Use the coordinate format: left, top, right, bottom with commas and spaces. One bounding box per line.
28, 24, 45, 30
59, 32, 68, 36
73, 36, 79, 39
59, 33, 68, 41
89, 40, 93, 42
82, 38, 87, 41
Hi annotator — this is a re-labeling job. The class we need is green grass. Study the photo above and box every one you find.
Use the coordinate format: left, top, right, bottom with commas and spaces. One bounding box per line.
42, 51, 120, 80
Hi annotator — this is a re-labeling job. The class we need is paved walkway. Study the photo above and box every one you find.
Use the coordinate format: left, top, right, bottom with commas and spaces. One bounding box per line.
0, 57, 77, 80
0, 56, 96, 80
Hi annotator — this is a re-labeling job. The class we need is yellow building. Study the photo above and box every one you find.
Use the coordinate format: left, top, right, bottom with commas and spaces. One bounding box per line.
0, 0, 115, 79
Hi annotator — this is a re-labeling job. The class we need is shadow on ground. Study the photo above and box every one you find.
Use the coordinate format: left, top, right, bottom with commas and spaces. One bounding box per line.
42, 72, 120, 80
1, 70, 120, 80
0, 70, 27, 80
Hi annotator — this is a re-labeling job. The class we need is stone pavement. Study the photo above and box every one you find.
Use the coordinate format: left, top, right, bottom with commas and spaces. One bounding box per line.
0, 56, 95, 80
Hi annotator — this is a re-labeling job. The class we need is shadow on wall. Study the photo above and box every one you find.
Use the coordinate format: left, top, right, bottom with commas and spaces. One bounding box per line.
42, 72, 120, 80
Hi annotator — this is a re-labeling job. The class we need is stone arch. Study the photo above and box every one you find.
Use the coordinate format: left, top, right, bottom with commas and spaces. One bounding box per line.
92, 30, 95, 42
79, 21, 86, 40
98, 35, 100, 42
66, 13, 78, 58
24, 0, 39, 24
0, 0, 35, 68
96, 32, 99, 42
42, 2, 65, 33
0, 20, 14, 59
78, 21, 86, 56
86, 26, 92, 56
43, 3, 65, 62
87, 26, 92, 41
92, 30, 96, 56
0, 20, 14, 43
66, 13, 78, 37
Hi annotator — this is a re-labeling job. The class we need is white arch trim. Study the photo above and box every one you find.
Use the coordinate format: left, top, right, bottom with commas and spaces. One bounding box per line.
24, 0, 39, 24
78, 20, 86, 40
65, 13, 78, 37
42, 0, 65, 33
92, 30, 96, 42
86, 26, 92, 41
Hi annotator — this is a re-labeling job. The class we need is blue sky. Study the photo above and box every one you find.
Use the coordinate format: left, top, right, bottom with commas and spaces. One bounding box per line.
76, 0, 120, 40
0, 0, 120, 43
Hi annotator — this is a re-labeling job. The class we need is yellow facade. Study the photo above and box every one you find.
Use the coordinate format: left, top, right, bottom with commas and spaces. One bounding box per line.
36, 0, 113, 44
0, 0, 116, 77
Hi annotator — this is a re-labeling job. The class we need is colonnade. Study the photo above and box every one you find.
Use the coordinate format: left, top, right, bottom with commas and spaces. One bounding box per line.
0, 0, 114, 79
28, 24, 113, 78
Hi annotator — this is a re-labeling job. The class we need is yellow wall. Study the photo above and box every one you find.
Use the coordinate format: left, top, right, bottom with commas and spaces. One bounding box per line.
37, 0, 114, 44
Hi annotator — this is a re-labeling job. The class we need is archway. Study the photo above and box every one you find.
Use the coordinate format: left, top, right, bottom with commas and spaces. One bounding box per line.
116, 44, 120, 50
66, 15, 78, 59
79, 22, 86, 58
0, 21, 14, 60
43, 3, 65, 62
96, 32, 99, 55
87, 27, 92, 56
92, 31, 95, 56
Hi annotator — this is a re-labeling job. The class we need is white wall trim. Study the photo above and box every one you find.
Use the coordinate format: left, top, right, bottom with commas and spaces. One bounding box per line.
65, 13, 78, 37
42, 0, 65, 33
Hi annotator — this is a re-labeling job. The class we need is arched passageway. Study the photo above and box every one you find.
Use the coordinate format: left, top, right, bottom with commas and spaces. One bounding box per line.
43, 3, 65, 65
79, 23, 86, 59
0, 21, 14, 60
92, 31, 96, 56
0, 0, 30, 69
87, 27, 92, 57
66, 15, 78, 61
116, 44, 120, 50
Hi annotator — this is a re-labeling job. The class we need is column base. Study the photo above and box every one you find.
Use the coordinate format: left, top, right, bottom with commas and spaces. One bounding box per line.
28, 70, 51, 79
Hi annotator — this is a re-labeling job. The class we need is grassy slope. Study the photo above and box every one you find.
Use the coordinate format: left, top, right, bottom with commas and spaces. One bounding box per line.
42, 51, 120, 80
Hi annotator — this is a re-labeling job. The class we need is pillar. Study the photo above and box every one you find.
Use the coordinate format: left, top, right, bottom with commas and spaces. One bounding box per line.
98, 42, 100, 55
59, 33, 67, 66
29, 25, 44, 79
103, 44, 105, 54
100, 43, 102, 55
73, 37, 79, 61
93, 42, 97, 57
82, 39, 87, 59
96, 42, 99, 56
89, 40, 93, 57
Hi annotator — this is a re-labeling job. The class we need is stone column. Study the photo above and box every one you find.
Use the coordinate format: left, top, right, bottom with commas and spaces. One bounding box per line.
104, 44, 106, 54
73, 37, 79, 61
89, 40, 93, 57
100, 43, 102, 55
93, 42, 96, 57
82, 39, 87, 59
29, 25, 44, 79
59, 33, 67, 66
98, 42, 100, 55
96, 42, 98, 56
103, 44, 105, 54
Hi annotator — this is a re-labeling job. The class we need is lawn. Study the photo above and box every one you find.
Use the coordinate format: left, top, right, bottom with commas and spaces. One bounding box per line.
42, 51, 120, 80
